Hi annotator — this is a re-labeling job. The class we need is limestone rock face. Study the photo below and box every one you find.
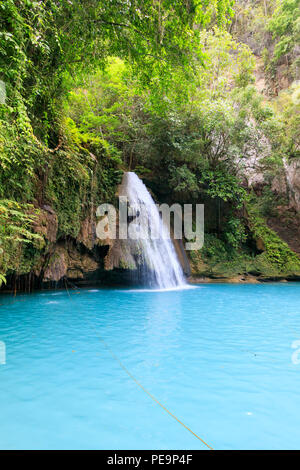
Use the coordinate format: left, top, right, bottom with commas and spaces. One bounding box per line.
33, 205, 58, 243
235, 121, 270, 189
43, 247, 67, 282
43, 243, 99, 282
32, 204, 107, 283
283, 159, 300, 212
77, 216, 97, 250
272, 158, 300, 212
66, 244, 99, 279
104, 239, 132, 271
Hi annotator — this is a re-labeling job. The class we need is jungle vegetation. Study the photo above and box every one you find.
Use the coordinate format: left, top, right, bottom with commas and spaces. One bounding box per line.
0, 0, 299, 286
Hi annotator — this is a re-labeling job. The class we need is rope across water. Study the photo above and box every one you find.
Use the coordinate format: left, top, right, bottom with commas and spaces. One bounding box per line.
64, 281, 214, 450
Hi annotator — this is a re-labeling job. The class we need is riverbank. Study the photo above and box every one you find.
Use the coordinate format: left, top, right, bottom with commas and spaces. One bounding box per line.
1, 274, 300, 295
190, 275, 300, 284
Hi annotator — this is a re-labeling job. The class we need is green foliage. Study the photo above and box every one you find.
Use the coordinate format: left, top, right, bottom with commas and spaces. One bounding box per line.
0, 0, 233, 142
45, 150, 90, 238
0, 0, 299, 287
270, 82, 300, 160
254, 185, 288, 217
223, 216, 247, 248
169, 164, 199, 195
201, 233, 229, 261
0, 273, 6, 286
63, 59, 132, 166
0, 119, 44, 200
268, 0, 300, 69
189, 232, 254, 278
65, 29, 260, 185
247, 196, 300, 273
200, 169, 246, 206
197, 27, 255, 95
231, 0, 299, 91
1, 1, 235, 283
0, 199, 42, 284
231, 0, 277, 53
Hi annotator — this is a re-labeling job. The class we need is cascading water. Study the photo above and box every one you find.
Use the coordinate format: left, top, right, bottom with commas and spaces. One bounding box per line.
119, 172, 186, 289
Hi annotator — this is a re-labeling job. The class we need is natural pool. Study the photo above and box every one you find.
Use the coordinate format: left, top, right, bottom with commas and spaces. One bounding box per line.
0, 283, 300, 450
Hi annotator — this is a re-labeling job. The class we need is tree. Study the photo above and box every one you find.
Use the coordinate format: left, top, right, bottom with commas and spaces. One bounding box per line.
268, 0, 300, 76
0, 0, 233, 143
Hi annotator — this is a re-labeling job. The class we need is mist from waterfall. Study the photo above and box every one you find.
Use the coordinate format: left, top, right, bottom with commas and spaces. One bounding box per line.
119, 172, 187, 289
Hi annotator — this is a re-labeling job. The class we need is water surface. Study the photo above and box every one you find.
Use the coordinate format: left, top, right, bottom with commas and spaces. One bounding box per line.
0, 283, 300, 449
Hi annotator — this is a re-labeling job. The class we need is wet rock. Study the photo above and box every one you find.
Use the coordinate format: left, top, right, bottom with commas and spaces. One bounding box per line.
78, 216, 97, 250
43, 243, 99, 282
173, 238, 191, 276
43, 248, 67, 282
33, 205, 58, 243
67, 244, 99, 277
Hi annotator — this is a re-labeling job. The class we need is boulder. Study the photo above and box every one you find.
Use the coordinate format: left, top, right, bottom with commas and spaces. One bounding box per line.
43, 243, 99, 282
43, 247, 67, 282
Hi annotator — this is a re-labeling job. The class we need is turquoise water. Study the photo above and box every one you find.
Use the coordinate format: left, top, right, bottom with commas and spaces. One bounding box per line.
0, 283, 300, 450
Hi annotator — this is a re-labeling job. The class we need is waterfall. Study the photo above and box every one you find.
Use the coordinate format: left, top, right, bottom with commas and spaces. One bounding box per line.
119, 172, 186, 289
